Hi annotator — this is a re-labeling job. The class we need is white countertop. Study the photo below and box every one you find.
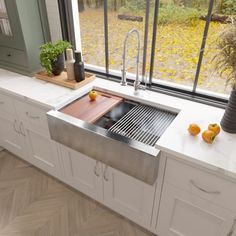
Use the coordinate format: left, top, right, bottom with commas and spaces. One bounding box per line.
0, 68, 236, 180
156, 108, 236, 178
0, 69, 95, 110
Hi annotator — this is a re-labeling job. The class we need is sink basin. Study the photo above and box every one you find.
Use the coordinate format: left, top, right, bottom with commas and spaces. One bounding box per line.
47, 90, 177, 184
96, 101, 176, 147
95, 100, 137, 129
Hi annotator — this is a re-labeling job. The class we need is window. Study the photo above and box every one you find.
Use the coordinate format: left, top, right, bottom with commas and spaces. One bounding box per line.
196, 0, 231, 95
0, 0, 12, 36
78, 0, 105, 68
60, 0, 235, 102
152, 1, 208, 90
107, 1, 147, 75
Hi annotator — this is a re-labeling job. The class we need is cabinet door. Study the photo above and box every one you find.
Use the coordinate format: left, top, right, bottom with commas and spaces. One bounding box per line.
0, 0, 24, 49
103, 165, 156, 229
25, 128, 61, 178
157, 183, 236, 236
60, 146, 103, 203
14, 100, 50, 138
0, 118, 27, 160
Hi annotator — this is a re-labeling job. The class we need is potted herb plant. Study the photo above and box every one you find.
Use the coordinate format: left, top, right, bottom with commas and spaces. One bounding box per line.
40, 40, 72, 76
214, 22, 236, 133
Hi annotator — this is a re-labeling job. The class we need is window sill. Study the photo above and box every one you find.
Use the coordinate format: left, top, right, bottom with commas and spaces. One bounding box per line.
85, 65, 228, 109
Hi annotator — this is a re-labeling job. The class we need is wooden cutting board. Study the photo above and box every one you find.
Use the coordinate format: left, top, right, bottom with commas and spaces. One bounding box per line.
60, 91, 123, 123
35, 70, 95, 89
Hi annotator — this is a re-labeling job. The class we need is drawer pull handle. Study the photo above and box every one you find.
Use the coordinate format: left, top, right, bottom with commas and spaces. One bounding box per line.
103, 165, 109, 181
228, 219, 236, 236
19, 122, 26, 136
13, 120, 20, 135
190, 180, 221, 195
26, 112, 40, 120
94, 161, 100, 177
7, 54, 12, 57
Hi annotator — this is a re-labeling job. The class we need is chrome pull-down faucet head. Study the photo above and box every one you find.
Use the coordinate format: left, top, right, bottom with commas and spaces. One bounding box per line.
121, 29, 141, 88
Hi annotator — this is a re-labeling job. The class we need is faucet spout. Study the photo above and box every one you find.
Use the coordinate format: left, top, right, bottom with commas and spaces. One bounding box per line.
121, 29, 141, 87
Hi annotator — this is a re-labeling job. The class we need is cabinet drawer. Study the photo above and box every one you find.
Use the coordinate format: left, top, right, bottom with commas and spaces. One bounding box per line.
165, 157, 236, 213
0, 93, 15, 121
0, 47, 27, 67
14, 100, 50, 137
157, 182, 234, 236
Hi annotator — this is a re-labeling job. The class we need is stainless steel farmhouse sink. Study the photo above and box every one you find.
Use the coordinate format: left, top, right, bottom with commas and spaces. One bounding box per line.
47, 91, 177, 184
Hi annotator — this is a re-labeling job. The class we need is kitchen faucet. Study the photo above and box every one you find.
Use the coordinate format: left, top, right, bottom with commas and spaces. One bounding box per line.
121, 29, 144, 91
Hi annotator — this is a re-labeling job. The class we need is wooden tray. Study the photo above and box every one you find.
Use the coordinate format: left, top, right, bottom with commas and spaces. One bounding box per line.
60, 91, 123, 123
35, 70, 95, 89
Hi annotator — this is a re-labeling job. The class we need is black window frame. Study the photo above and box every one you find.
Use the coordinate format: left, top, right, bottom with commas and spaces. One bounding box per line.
58, 0, 229, 109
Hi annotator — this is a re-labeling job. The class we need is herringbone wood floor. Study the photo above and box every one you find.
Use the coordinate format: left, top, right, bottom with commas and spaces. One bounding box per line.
0, 150, 154, 236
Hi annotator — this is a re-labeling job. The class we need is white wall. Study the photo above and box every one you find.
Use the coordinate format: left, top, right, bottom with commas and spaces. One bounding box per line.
45, 0, 62, 42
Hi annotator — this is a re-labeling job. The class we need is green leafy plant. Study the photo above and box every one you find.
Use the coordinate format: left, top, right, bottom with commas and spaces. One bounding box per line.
214, 23, 236, 89
157, 5, 202, 25
221, 0, 236, 15
39, 40, 72, 75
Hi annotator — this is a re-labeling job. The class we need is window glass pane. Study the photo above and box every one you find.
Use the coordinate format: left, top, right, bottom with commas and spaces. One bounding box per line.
196, 0, 234, 95
78, 0, 105, 67
107, 0, 152, 78
152, 0, 209, 89
0, 0, 12, 36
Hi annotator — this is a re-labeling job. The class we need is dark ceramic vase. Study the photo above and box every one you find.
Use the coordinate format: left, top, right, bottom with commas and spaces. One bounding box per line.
221, 89, 236, 133
51, 54, 64, 76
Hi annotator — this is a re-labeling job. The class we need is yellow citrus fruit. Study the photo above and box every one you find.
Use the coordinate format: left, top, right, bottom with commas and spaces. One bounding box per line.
89, 90, 97, 101
202, 130, 216, 144
208, 123, 221, 136
188, 124, 201, 136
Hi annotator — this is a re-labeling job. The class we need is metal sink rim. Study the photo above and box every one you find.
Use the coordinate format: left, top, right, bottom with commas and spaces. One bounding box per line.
52, 89, 178, 157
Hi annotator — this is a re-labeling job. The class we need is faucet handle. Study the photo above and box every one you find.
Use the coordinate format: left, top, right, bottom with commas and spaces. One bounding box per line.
138, 84, 146, 91
133, 81, 146, 91
140, 84, 146, 90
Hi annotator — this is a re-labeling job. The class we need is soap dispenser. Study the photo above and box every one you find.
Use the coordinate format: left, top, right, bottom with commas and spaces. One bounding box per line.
74, 51, 85, 82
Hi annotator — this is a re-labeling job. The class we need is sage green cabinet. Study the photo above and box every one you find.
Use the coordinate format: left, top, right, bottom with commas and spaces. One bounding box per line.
0, 0, 50, 75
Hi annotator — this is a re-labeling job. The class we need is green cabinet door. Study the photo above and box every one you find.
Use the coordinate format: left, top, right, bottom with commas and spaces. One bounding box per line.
0, 0, 25, 50
0, 0, 51, 75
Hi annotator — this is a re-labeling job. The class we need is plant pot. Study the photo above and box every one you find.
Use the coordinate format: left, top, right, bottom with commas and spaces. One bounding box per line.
51, 54, 64, 76
221, 89, 236, 133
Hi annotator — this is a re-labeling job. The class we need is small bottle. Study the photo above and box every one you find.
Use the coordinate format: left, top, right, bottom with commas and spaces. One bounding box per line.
74, 51, 85, 82
65, 49, 75, 80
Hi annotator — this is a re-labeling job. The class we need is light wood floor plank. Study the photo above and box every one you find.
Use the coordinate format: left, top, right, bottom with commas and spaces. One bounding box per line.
0, 151, 154, 236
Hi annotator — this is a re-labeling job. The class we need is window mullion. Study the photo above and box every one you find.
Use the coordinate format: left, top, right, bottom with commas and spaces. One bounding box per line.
142, 0, 150, 83
149, 0, 160, 85
193, 0, 215, 93
103, 0, 109, 74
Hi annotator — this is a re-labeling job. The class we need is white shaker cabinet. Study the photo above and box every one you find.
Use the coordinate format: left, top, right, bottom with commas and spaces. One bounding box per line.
60, 145, 103, 202
59, 145, 157, 231
156, 156, 236, 236
0, 93, 28, 160
157, 183, 236, 236
0, 92, 62, 178
103, 164, 156, 229
25, 128, 61, 178
0, 114, 60, 178
0, 117, 27, 160
14, 100, 62, 179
